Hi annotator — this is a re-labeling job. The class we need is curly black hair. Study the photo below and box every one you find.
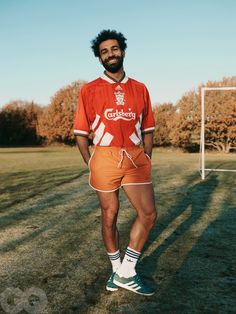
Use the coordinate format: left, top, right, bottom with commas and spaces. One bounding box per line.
91, 29, 127, 57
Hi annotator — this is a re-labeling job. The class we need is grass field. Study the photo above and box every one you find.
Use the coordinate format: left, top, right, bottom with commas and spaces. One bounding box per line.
0, 147, 235, 314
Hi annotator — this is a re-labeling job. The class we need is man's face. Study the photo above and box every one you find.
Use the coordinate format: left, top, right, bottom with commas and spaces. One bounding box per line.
99, 39, 125, 73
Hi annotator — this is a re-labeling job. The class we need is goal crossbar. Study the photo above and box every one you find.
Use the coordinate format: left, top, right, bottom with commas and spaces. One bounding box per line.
200, 86, 236, 180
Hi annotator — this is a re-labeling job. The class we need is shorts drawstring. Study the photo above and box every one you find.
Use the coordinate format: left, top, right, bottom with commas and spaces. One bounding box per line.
117, 149, 138, 169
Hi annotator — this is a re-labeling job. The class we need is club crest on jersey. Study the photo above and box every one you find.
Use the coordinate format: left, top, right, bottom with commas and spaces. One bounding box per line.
114, 87, 125, 106
105, 108, 136, 121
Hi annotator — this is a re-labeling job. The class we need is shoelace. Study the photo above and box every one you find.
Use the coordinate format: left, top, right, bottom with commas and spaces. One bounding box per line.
117, 149, 138, 169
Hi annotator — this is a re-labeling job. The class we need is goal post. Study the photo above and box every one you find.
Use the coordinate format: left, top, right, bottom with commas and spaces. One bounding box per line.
200, 86, 236, 180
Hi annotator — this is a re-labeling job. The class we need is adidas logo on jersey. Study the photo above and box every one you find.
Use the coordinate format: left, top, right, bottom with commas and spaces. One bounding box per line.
104, 108, 136, 121
115, 85, 123, 90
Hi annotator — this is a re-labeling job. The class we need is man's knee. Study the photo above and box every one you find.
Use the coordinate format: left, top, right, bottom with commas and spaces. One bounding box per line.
101, 205, 119, 228
141, 208, 157, 229
148, 209, 157, 227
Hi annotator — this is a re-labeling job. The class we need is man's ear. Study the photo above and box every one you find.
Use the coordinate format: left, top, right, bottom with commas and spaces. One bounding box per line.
122, 51, 126, 58
99, 57, 102, 64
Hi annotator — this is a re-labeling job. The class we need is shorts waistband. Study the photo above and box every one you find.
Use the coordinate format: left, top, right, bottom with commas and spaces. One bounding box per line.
95, 146, 141, 152
94, 146, 141, 169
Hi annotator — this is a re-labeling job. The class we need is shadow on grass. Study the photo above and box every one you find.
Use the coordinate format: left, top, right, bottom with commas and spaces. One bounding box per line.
149, 186, 236, 313
139, 173, 219, 285
0, 167, 88, 211
0, 187, 97, 253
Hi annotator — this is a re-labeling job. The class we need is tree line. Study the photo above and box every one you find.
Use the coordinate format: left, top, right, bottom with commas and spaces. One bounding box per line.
0, 76, 235, 152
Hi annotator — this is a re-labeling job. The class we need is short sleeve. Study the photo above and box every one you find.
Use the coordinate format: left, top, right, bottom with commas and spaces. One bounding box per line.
73, 88, 90, 137
141, 87, 155, 134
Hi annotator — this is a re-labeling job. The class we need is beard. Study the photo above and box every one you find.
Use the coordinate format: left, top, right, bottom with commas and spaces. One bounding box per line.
101, 55, 124, 73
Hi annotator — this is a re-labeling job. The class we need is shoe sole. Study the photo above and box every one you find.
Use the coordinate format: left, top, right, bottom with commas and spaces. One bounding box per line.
113, 279, 154, 296
106, 286, 118, 292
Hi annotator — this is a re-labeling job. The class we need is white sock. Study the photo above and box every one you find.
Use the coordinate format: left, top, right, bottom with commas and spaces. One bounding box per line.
117, 247, 141, 278
107, 250, 121, 272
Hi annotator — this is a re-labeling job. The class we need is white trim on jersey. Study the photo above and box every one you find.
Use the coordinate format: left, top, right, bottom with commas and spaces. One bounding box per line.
101, 74, 129, 84
142, 126, 155, 133
139, 113, 143, 125
135, 121, 142, 141
93, 122, 105, 145
129, 132, 141, 145
100, 132, 114, 146
74, 129, 89, 135
92, 114, 101, 130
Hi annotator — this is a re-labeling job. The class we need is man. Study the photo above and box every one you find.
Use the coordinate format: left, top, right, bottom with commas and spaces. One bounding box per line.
74, 30, 157, 296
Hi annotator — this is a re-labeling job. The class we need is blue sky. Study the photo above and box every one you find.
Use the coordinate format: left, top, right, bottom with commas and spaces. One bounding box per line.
0, 0, 235, 107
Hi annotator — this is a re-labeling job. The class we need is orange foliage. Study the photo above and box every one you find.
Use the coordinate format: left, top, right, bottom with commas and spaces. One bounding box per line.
1, 76, 235, 152
169, 76, 236, 152
152, 103, 176, 146
37, 81, 85, 144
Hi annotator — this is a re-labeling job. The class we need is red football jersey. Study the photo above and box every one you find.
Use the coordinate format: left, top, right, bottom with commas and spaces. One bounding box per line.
73, 74, 155, 147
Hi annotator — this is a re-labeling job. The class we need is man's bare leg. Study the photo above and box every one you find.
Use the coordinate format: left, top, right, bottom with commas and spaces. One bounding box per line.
97, 189, 121, 291
114, 184, 157, 295
123, 184, 157, 252
96, 190, 120, 253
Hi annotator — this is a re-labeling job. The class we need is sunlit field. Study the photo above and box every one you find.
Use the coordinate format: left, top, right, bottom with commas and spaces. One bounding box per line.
0, 147, 235, 313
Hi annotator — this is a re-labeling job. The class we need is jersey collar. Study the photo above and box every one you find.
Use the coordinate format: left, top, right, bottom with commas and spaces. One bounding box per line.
101, 71, 129, 84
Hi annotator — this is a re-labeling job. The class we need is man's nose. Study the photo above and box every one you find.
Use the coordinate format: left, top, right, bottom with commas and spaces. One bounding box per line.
107, 50, 115, 57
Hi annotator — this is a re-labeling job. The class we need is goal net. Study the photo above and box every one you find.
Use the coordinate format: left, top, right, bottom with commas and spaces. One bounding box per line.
200, 87, 236, 180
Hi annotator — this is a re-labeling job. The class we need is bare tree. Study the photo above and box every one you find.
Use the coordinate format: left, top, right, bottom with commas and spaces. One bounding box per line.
0, 100, 43, 146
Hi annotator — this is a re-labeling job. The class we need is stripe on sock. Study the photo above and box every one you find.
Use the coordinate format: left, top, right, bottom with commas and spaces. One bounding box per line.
126, 248, 140, 260
109, 254, 120, 261
108, 251, 120, 261
127, 247, 141, 254
126, 251, 140, 259
107, 250, 121, 272
126, 247, 141, 255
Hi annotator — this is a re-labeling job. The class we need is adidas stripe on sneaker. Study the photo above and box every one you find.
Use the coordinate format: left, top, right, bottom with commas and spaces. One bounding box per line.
113, 273, 154, 296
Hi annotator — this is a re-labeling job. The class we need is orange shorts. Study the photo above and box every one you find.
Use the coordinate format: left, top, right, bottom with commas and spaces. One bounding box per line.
88, 146, 152, 192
